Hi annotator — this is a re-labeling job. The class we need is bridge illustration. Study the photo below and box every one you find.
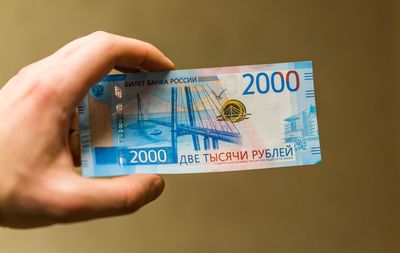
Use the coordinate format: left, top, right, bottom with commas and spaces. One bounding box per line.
134, 85, 242, 157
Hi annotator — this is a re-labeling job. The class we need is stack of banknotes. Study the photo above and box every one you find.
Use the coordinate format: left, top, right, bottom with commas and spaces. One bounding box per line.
78, 61, 321, 177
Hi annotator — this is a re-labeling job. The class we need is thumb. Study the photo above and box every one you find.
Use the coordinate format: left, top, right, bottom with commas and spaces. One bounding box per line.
50, 174, 164, 223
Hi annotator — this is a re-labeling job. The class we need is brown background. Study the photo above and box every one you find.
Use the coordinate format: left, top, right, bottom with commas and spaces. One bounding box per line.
0, 0, 398, 252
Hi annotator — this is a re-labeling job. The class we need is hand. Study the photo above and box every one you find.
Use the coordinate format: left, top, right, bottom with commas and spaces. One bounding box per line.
0, 32, 174, 228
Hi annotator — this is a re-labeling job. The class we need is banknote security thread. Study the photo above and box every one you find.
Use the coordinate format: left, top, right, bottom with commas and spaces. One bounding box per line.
78, 61, 321, 177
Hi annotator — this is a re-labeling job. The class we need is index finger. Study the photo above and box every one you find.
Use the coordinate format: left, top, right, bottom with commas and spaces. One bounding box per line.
52, 32, 175, 108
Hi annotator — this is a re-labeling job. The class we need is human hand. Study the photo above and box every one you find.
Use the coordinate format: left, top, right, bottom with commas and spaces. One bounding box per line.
0, 32, 174, 228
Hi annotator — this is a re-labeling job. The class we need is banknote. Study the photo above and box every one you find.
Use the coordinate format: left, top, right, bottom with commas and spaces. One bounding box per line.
78, 61, 321, 177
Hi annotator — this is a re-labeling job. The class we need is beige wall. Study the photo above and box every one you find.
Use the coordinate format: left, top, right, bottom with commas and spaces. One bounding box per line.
0, 0, 398, 252
392, 0, 400, 209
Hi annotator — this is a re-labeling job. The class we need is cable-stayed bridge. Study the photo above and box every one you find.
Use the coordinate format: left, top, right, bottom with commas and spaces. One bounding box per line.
135, 85, 242, 153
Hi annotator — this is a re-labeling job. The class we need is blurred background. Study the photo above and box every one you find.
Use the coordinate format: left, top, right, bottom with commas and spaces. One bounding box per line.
0, 0, 398, 252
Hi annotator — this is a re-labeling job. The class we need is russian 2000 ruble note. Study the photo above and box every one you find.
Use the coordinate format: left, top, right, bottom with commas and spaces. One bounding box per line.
78, 61, 321, 177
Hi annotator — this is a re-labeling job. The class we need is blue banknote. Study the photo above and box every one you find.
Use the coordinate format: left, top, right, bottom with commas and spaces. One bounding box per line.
78, 61, 321, 177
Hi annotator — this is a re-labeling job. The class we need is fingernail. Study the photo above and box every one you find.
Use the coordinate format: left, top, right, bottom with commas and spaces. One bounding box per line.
149, 176, 164, 201
166, 57, 175, 70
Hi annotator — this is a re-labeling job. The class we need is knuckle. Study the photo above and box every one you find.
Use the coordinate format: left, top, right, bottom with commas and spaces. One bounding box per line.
90, 31, 115, 50
16, 65, 62, 104
14, 65, 40, 87
90, 30, 110, 38
16, 65, 33, 78
30, 75, 62, 105
16, 61, 44, 81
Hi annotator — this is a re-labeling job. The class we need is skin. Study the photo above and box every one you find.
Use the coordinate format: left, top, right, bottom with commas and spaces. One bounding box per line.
0, 31, 175, 228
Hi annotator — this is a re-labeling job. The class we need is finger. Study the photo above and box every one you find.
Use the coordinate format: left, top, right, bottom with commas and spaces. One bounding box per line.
114, 66, 147, 73
53, 32, 175, 108
69, 112, 81, 166
49, 173, 164, 223
115, 63, 176, 73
